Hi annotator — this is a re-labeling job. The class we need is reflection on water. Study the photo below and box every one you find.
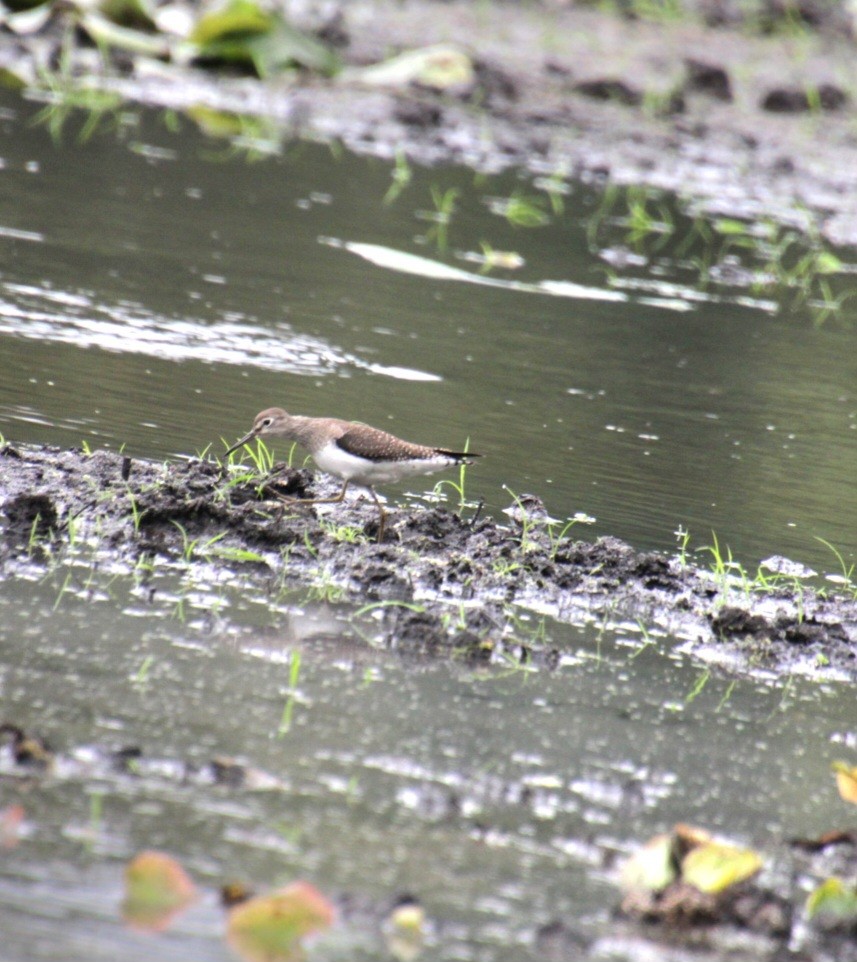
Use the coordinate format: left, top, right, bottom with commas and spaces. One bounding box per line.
0, 91, 856, 962
0, 280, 438, 379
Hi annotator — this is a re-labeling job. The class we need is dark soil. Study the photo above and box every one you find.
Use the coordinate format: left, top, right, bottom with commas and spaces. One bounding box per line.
3, 442, 856, 680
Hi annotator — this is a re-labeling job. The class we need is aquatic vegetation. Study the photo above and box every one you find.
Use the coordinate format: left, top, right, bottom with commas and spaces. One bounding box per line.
130, 654, 154, 689
224, 436, 277, 476
486, 191, 552, 228
30, 28, 126, 144
431, 441, 477, 516
276, 650, 302, 737
501, 485, 596, 558
187, 108, 285, 161
347, 43, 474, 91
815, 537, 857, 599
383, 149, 412, 206
457, 241, 526, 274
674, 524, 692, 567
416, 185, 460, 251
589, 185, 854, 323
588, 183, 675, 249
317, 519, 366, 544
126, 486, 142, 533
685, 528, 849, 612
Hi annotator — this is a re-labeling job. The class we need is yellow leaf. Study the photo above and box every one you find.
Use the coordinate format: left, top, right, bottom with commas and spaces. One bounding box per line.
681, 842, 762, 894
832, 761, 857, 804
227, 881, 335, 962
189, 0, 271, 45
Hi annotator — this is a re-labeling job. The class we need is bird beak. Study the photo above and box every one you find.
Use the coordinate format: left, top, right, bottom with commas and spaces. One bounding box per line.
223, 428, 259, 458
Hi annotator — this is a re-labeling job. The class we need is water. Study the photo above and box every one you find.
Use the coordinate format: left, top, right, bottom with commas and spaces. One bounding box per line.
0, 575, 852, 960
2, 95, 854, 571
0, 92, 855, 960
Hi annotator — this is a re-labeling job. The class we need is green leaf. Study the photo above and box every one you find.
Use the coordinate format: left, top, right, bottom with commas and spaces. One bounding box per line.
813, 251, 844, 275
713, 218, 749, 235
246, 17, 339, 77
807, 877, 857, 921
186, 105, 248, 137
190, 2, 337, 77
505, 200, 550, 228
190, 0, 272, 46
0, 66, 29, 90
206, 545, 267, 564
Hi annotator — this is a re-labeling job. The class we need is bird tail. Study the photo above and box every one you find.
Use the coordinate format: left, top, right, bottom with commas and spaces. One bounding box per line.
439, 450, 482, 462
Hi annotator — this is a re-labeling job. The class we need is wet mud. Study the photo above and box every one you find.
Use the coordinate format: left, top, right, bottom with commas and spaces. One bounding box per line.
3, 0, 857, 244
2, 442, 856, 681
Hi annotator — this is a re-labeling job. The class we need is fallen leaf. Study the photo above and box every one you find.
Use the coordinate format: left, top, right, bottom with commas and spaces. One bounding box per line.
806, 877, 857, 922
189, 0, 337, 77
681, 841, 762, 894
789, 829, 857, 852
348, 44, 474, 91
122, 850, 196, 931
620, 832, 677, 893
227, 881, 335, 962
0, 804, 24, 848
832, 761, 857, 804
189, 0, 271, 46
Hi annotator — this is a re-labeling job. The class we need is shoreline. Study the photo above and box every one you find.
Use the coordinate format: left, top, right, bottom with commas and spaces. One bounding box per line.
3, 442, 855, 681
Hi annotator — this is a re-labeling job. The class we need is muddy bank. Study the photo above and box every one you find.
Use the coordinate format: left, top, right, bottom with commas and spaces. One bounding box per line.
3, 0, 857, 245
2, 442, 855, 680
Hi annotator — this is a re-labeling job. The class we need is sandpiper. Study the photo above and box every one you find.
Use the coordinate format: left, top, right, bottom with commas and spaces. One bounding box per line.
223, 407, 480, 541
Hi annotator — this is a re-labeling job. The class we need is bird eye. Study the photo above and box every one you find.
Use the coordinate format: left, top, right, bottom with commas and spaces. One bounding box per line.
261, 418, 273, 427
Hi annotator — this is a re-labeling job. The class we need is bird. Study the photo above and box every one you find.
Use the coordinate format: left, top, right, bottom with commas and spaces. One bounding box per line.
223, 407, 480, 541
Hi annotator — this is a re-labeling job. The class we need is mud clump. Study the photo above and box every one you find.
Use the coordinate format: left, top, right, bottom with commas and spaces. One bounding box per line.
711, 606, 772, 639
1, 492, 57, 545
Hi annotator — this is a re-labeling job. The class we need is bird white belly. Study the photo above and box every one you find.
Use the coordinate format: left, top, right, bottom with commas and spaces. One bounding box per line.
314, 442, 455, 485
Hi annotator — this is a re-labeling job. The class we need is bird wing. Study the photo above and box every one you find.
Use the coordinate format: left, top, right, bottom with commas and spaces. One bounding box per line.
337, 424, 480, 462
336, 424, 435, 463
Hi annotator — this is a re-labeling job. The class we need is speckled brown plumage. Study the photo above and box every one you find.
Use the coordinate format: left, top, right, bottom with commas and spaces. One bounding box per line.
223, 406, 480, 542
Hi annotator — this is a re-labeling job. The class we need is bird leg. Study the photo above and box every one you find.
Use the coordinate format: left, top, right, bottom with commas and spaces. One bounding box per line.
273, 480, 387, 542
367, 486, 387, 542
274, 479, 349, 508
